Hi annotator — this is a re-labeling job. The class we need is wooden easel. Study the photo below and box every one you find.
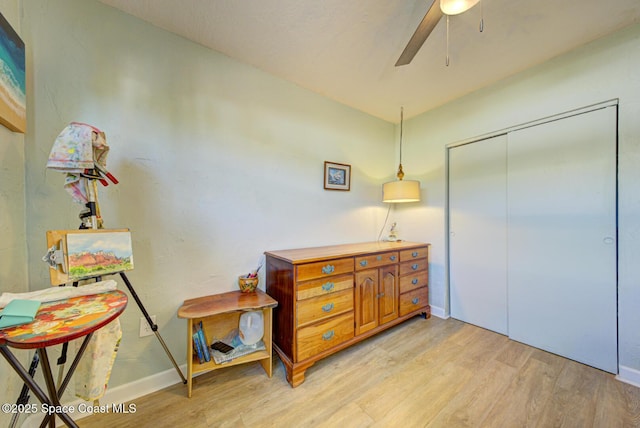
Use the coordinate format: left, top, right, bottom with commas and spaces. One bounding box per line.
43, 228, 187, 385
9, 227, 186, 428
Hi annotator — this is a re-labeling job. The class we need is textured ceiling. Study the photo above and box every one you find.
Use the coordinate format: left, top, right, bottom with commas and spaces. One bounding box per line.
99, 0, 640, 122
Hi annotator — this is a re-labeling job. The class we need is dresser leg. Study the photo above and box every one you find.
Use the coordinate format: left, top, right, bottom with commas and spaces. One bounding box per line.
278, 353, 307, 388
289, 367, 306, 388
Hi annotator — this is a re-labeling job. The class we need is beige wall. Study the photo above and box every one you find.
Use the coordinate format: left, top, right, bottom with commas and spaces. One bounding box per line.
399, 23, 640, 375
19, 0, 394, 401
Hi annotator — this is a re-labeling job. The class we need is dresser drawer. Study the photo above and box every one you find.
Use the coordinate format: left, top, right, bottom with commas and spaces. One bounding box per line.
297, 274, 353, 301
400, 247, 429, 262
296, 258, 354, 282
355, 251, 399, 270
296, 312, 354, 361
399, 258, 428, 276
399, 271, 428, 294
399, 287, 429, 317
296, 289, 354, 328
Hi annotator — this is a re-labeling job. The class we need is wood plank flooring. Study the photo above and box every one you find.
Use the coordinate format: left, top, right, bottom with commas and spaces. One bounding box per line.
79, 317, 640, 427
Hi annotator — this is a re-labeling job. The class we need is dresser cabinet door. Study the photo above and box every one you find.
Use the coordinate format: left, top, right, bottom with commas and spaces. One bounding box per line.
379, 264, 399, 325
355, 265, 399, 335
355, 269, 379, 335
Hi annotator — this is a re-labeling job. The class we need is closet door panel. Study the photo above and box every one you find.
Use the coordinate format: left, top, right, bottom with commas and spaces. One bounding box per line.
449, 135, 508, 334
507, 107, 617, 373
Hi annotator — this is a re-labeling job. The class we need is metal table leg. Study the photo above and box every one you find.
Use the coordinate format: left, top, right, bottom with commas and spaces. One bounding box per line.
0, 336, 94, 428
38, 347, 79, 428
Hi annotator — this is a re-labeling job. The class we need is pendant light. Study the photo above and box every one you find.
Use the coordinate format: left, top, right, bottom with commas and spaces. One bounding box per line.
382, 107, 421, 203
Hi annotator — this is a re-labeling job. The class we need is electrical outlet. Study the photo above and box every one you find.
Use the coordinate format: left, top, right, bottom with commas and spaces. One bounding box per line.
139, 315, 157, 337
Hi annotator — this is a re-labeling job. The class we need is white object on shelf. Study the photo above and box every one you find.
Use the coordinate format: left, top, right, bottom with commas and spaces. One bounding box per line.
239, 310, 264, 345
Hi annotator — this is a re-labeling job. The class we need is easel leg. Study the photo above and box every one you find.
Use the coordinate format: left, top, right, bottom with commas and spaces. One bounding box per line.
8, 352, 39, 428
39, 347, 78, 427
119, 272, 187, 384
0, 347, 77, 428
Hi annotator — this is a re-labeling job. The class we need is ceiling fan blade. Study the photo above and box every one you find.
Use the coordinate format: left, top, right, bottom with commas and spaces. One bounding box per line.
395, 1, 443, 66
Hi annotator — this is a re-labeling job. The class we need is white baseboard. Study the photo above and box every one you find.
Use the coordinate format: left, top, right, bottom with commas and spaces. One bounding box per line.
430, 305, 448, 319
616, 365, 640, 388
22, 364, 187, 427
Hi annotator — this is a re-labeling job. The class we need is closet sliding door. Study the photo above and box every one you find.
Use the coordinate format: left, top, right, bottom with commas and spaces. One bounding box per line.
507, 106, 617, 373
449, 135, 508, 334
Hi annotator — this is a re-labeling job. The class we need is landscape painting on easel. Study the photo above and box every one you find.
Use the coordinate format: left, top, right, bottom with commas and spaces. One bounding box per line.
67, 231, 134, 280
0, 12, 25, 133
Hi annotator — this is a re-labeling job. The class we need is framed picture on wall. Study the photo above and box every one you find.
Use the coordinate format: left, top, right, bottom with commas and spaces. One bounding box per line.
0, 12, 26, 133
324, 161, 351, 191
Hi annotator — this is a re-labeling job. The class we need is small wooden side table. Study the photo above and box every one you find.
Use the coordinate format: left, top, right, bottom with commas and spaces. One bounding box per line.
177, 289, 278, 398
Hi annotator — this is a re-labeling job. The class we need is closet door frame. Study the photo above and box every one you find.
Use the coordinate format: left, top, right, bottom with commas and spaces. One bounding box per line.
444, 98, 618, 321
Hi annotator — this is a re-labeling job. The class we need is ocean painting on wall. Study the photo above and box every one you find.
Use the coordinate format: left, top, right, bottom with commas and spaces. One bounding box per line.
0, 12, 25, 133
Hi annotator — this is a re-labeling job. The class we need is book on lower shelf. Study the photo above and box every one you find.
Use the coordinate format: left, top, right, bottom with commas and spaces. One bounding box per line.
192, 332, 205, 364
195, 321, 211, 363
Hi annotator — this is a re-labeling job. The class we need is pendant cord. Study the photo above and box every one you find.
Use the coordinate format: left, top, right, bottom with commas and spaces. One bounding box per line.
377, 204, 393, 242
480, 0, 484, 32
399, 106, 404, 165
446, 15, 450, 66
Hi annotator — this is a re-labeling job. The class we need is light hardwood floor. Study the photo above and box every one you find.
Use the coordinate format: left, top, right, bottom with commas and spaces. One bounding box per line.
80, 316, 640, 427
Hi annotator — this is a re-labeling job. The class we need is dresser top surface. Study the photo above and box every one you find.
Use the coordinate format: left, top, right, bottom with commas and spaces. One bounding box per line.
265, 241, 429, 264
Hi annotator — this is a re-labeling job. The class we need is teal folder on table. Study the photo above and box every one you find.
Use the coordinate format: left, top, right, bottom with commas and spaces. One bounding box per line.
0, 299, 41, 329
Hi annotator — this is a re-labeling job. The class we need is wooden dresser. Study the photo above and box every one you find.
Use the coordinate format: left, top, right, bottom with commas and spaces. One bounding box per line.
265, 241, 430, 387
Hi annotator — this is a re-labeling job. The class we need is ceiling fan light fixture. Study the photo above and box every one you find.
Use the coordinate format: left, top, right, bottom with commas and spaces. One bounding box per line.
440, 0, 480, 15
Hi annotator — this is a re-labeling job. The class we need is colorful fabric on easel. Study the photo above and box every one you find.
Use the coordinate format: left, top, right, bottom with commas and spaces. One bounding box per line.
75, 318, 122, 401
46, 122, 109, 205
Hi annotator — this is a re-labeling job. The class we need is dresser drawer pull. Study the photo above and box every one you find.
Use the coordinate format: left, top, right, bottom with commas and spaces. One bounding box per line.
360, 260, 368, 267
411, 263, 419, 270
412, 297, 420, 305
412, 251, 419, 258
377, 292, 385, 298
412, 278, 419, 285
322, 265, 335, 274
321, 282, 334, 292
322, 303, 334, 312
376, 255, 382, 261
390, 255, 397, 261
322, 330, 335, 341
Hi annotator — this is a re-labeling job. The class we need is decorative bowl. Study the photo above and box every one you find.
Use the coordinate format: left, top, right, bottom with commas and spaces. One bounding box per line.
238, 275, 259, 293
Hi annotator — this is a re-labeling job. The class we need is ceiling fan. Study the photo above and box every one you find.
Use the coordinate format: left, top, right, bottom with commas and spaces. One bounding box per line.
395, 0, 482, 66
